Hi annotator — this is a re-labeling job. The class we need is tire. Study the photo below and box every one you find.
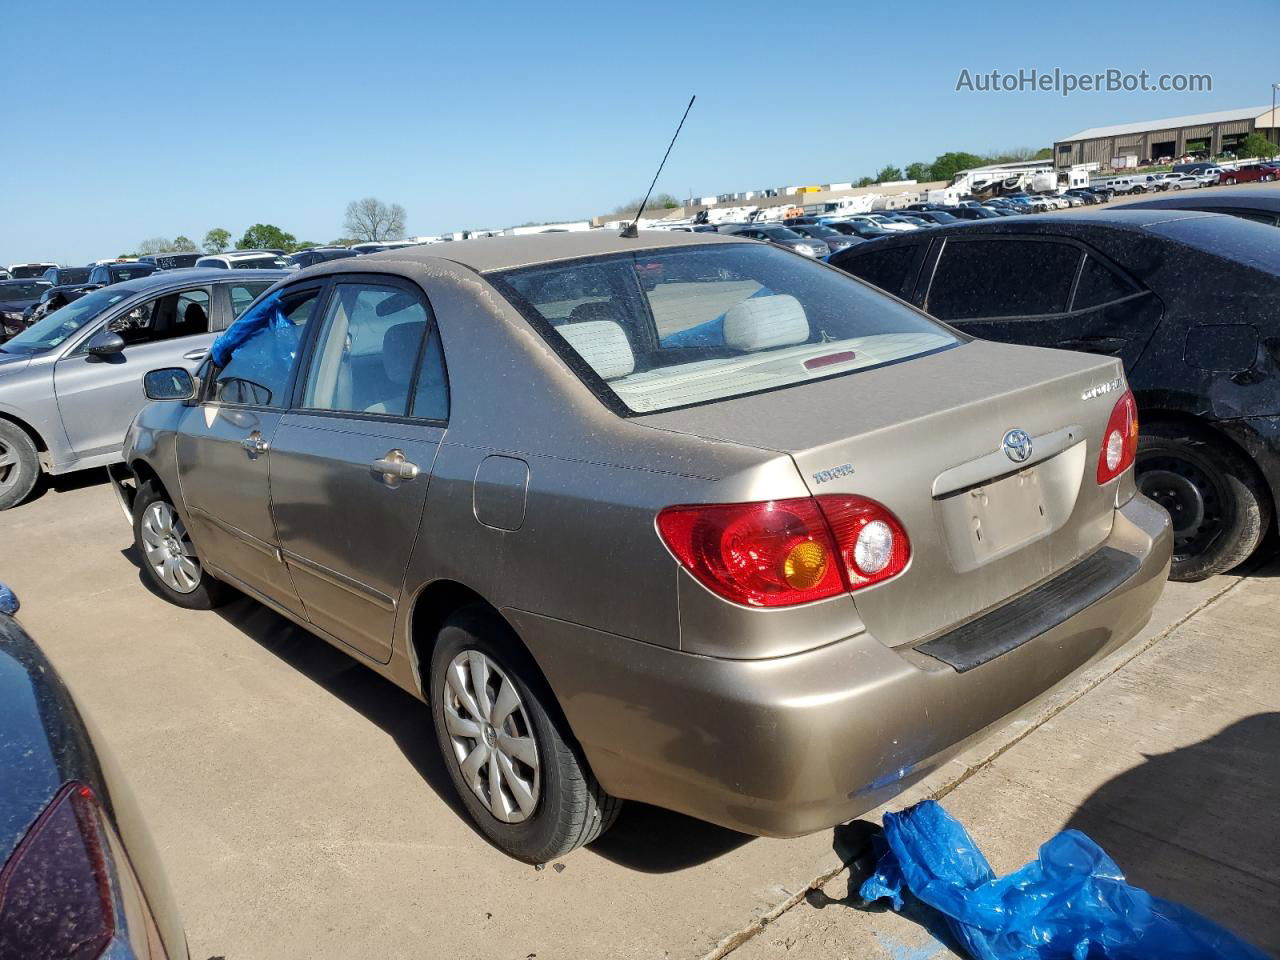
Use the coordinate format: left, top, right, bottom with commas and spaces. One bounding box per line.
132, 480, 231, 609
429, 605, 621, 863
1136, 423, 1272, 582
0, 420, 40, 510
1172, 185, 1182, 191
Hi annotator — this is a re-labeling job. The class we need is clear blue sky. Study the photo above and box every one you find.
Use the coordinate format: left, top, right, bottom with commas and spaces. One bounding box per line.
3, 0, 1277, 265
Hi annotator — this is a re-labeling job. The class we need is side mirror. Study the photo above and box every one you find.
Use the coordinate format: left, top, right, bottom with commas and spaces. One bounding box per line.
86, 328, 125, 356
143, 367, 196, 401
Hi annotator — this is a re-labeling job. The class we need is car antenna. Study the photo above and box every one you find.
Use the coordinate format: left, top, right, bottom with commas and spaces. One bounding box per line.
620, 95, 696, 239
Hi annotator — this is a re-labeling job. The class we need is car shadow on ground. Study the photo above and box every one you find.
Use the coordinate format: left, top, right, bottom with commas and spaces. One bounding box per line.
1064, 712, 1280, 955
20, 465, 112, 507
119, 545, 755, 871
809, 716, 1280, 957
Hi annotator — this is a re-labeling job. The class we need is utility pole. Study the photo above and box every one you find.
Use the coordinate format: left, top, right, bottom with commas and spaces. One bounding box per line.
1273, 83, 1280, 157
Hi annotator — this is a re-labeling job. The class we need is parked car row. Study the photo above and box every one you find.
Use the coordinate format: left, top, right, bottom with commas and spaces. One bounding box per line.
0, 247, 427, 344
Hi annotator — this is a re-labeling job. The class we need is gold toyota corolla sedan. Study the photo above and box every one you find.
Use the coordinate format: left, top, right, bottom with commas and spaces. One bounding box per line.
111, 230, 1172, 862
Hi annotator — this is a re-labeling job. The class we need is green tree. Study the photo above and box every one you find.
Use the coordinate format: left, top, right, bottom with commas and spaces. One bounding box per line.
203, 228, 231, 253
929, 151, 987, 182
237, 223, 298, 252
855, 176, 875, 188
875, 165, 904, 183
905, 161, 933, 182
1032, 146, 1053, 160
172, 235, 198, 253
1237, 132, 1277, 159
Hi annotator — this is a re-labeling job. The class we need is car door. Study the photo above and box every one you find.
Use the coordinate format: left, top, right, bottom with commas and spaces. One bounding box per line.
175, 281, 326, 617
268, 278, 448, 663
52, 285, 217, 463
918, 235, 1162, 370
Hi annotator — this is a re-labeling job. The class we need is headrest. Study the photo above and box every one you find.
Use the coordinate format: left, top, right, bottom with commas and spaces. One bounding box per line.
568, 301, 623, 324
723, 294, 809, 352
558, 320, 635, 381
183, 302, 207, 328
383, 321, 424, 385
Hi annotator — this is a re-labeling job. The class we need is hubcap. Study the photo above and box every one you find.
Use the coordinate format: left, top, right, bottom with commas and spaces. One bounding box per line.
1137, 455, 1225, 561
442, 651, 540, 824
140, 501, 202, 594
0, 439, 18, 491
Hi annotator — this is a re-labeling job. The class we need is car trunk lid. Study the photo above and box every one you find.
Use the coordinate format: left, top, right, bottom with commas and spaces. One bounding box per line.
636, 339, 1128, 648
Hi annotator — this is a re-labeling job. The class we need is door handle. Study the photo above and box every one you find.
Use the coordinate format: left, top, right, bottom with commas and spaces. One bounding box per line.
371, 449, 419, 486
183, 349, 208, 362
240, 431, 268, 459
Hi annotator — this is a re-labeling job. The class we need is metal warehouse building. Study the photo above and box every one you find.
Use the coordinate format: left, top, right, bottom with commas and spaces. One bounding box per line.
1054, 105, 1279, 168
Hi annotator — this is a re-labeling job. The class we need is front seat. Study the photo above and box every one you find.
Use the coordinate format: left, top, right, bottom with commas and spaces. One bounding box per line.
364, 321, 424, 414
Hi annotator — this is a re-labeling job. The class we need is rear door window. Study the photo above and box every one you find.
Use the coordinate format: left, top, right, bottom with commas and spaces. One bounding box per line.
228, 281, 274, 319
1071, 256, 1137, 310
927, 239, 1081, 320
835, 244, 923, 298
299, 283, 433, 417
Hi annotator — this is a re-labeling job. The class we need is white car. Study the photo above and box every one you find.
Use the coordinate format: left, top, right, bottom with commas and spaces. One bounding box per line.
1196, 167, 1224, 186
1166, 175, 1205, 191
194, 250, 292, 270
847, 214, 918, 233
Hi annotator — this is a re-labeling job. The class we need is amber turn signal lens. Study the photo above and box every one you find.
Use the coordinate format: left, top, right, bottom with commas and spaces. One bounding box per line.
783, 540, 829, 590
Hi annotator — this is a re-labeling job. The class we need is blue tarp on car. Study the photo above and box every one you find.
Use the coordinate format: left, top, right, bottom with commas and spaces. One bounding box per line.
860, 800, 1268, 960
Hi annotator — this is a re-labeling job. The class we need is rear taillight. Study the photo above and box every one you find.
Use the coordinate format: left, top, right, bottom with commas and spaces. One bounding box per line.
656, 495, 910, 608
1097, 389, 1139, 485
0, 782, 115, 960
814, 495, 912, 589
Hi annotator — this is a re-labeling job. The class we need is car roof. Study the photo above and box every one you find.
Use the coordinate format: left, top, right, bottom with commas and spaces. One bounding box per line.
353, 229, 748, 274
1112, 186, 1280, 215
107, 268, 288, 294
201, 250, 281, 259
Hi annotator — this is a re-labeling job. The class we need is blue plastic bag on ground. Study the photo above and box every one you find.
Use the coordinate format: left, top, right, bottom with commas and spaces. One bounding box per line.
860, 800, 1268, 959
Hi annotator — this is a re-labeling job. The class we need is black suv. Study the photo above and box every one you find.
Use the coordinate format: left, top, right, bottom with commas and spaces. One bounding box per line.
829, 209, 1280, 581
88, 262, 157, 286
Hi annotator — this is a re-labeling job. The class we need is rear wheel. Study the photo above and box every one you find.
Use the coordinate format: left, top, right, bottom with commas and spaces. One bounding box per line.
1136, 423, 1271, 581
133, 481, 231, 609
429, 606, 621, 862
0, 421, 40, 511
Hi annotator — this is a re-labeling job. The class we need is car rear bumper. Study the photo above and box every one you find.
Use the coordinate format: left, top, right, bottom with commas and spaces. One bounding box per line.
507, 493, 1172, 838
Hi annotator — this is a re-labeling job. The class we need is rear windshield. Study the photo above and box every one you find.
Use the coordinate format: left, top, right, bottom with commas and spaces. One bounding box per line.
110, 265, 155, 282
53, 268, 91, 283
489, 242, 959, 414
0, 282, 49, 300
233, 256, 289, 270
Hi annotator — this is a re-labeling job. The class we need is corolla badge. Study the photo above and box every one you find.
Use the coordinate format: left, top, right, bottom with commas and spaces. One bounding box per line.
1002, 428, 1033, 463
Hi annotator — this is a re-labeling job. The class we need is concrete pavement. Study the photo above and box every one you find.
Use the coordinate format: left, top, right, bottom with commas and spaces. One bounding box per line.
0, 473, 1274, 959
730, 561, 1279, 959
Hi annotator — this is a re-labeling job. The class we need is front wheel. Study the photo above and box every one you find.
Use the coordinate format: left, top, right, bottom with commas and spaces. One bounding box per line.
133, 481, 231, 609
0, 421, 40, 510
1136, 424, 1271, 582
430, 606, 621, 862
